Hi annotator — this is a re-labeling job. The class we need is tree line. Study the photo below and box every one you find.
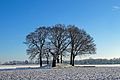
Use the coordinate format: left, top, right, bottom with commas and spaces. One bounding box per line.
25, 24, 96, 67
75, 58, 120, 64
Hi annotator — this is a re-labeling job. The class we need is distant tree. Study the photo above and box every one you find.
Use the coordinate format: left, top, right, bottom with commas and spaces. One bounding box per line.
25, 27, 48, 67
25, 60, 29, 64
48, 24, 70, 67
77, 58, 120, 64
67, 25, 96, 66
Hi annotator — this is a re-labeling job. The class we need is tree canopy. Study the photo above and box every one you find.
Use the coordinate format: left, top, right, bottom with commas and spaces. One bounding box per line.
25, 24, 96, 67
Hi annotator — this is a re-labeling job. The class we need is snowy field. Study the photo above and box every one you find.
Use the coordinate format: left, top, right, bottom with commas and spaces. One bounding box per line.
0, 64, 40, 70
1, 64, 120, 80
1, 64, 120, 70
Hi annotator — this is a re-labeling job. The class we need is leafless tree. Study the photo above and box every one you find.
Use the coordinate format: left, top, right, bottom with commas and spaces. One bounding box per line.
48, 24, 70, 67
68, 25, 96, 66
25, 24, 96, 67
42, 45, 51, 65
25, 27, 48, 67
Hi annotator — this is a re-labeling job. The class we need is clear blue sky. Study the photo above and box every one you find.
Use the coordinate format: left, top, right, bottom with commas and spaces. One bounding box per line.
0, 0, 120, 63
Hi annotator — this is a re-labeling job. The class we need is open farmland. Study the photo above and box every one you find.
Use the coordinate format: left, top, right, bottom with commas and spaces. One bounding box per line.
0, 67, 120, 80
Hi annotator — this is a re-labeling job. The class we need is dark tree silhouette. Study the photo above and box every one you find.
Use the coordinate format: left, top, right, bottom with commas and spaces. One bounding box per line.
68, 25, 96, 66
25, 24, 96, 67
48, 24, 70, 67
42, 47, 50, 64
24, 60, 29, 64
25, 27, 48, 67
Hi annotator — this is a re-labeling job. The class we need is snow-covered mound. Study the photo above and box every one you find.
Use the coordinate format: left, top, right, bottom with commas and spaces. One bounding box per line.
53, 63, 72, 69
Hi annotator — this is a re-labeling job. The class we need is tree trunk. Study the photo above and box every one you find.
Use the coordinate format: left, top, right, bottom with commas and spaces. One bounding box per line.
72, 56, 75, 66
57, 56, 59, 63
60, 53, 62, 63
39, 53, 42, 67
52, 57, 56, 67
46, 57, 49, 64
70, 44, 74, 65
70, 52, 73, 65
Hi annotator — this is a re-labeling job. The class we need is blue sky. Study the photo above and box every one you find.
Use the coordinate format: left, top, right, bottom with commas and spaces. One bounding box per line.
0, 0, 120, 63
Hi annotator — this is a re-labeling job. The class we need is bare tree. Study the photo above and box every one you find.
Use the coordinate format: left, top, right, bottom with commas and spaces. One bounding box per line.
42, 46, 50, 65
48, 24, 70, 67
25, 24, 96, 67
25, 27, 48, 67
68, 25, 96, 66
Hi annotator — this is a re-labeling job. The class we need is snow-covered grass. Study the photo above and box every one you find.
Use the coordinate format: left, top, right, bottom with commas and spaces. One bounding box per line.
1, 64, 120, 70
0, 64, 40, 70
1, 64, 120, 80
0, 64, 51, 70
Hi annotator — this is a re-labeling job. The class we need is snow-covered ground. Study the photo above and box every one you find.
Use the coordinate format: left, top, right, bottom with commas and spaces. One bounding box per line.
1, 64, 120, 70
0, 64, 40, 70
1, 64, 120, 80
0, 64, 120, 80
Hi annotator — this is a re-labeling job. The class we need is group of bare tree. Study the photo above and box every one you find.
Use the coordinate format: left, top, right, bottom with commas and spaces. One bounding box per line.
25, 24, 96, 67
